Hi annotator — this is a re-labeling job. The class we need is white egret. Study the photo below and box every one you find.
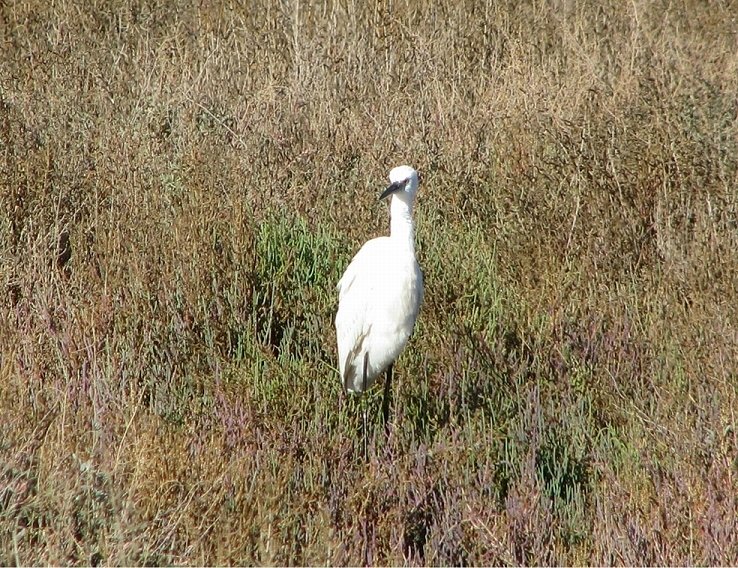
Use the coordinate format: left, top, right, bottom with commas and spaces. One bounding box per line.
335, 165, 424, 426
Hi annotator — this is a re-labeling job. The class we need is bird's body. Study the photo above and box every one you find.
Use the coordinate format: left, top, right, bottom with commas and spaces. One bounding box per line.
336, 236, 423, 392
335, 165, 423, 400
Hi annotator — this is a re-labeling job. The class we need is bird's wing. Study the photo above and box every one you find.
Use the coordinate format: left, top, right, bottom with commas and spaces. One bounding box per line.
336, 238, 387, 299
335, 239, 388, 390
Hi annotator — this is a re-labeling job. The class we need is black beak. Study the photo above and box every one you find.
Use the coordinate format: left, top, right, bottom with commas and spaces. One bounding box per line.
379, 180, 405, 200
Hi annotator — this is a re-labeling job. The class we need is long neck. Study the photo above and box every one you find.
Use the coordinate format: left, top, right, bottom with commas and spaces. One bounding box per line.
389, 194, 415, 249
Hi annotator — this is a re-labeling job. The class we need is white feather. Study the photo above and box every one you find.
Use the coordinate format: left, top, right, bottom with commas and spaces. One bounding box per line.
335, 165, 423, 393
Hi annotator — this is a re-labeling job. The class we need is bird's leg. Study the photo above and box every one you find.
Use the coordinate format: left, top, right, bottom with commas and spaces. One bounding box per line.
362, 352, 369, 461
362, 352, 368, 393
381, 363, 393, 433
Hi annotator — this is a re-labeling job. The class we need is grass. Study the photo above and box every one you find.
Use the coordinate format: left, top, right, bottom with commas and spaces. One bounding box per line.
1, 0, 738, 564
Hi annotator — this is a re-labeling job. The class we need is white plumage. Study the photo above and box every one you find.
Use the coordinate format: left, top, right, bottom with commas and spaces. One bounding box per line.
335, 165, 423, 401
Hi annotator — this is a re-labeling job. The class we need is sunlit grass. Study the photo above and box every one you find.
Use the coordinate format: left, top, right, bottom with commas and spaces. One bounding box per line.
1, 0, 737, 564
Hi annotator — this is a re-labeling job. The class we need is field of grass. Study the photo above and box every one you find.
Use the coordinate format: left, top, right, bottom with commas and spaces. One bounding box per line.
2, 0, 738, 564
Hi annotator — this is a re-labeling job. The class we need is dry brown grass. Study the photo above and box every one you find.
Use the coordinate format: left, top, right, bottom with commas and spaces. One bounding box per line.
2, 0, 738, 564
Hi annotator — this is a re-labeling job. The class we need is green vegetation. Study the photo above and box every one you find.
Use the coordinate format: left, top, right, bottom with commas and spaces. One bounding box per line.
1, 0, 737, 564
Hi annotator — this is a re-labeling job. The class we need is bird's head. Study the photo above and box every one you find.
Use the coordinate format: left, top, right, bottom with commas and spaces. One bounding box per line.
380, 165, 420, 202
